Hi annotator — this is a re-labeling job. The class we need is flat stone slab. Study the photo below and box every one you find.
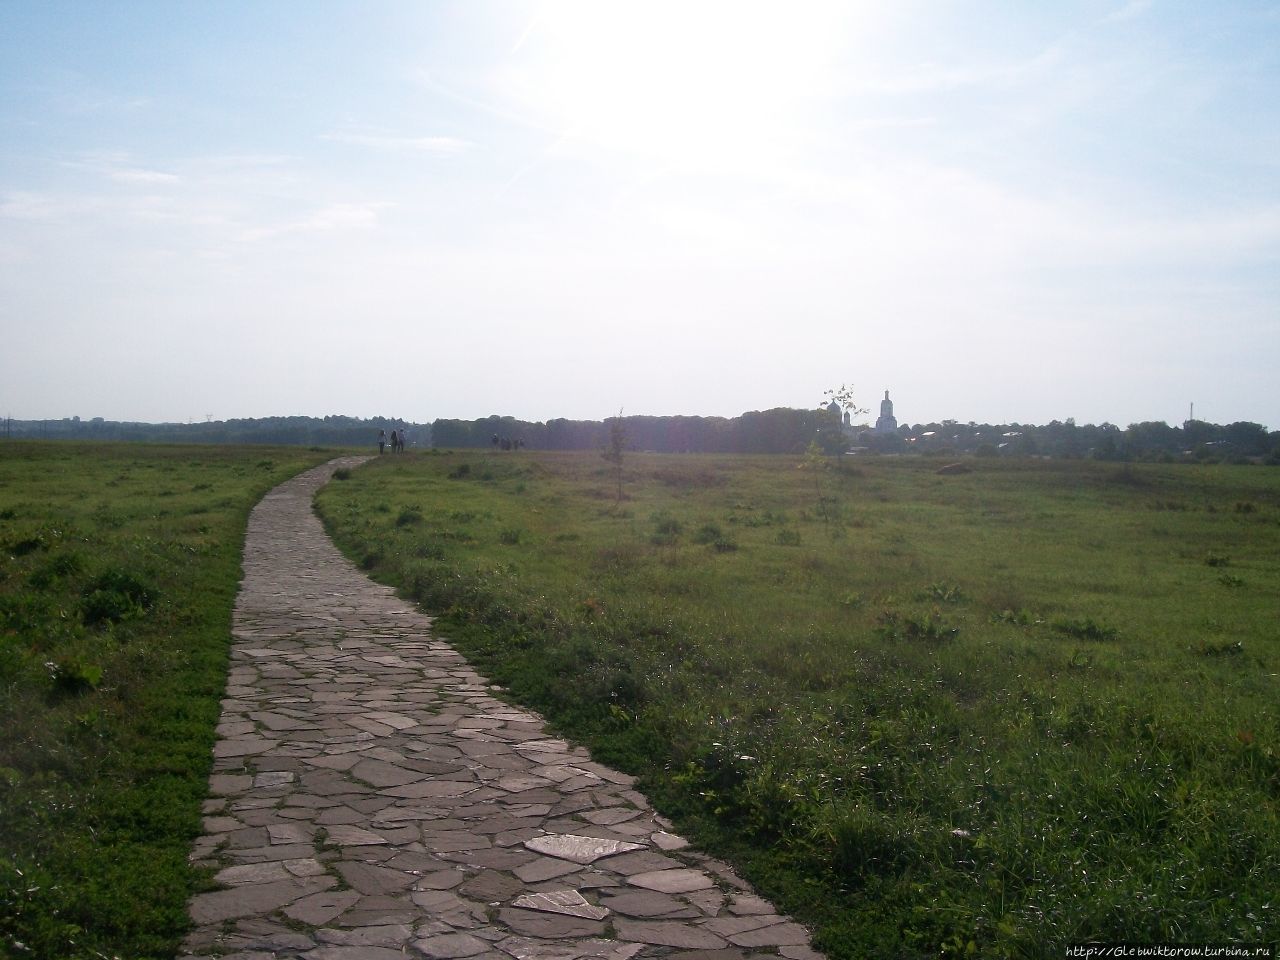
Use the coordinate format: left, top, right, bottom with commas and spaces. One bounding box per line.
415, 932, 493, 958
512, 890, 610, 920
179, 459, 823, 960
626, 868, 717, 894
189, 876, 334, 924
613, 919, 729, 949
523, 834, 645, 865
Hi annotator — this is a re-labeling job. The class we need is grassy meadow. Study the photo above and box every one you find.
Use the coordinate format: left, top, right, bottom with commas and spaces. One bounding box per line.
317, 451, 1280, 959
0, 442, 331, 960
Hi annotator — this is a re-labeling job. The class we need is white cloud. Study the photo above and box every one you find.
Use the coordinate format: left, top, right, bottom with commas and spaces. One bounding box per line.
322, 131, 472, 156
236, 201, 391, 242
108, 168, 182, 185
1101, 0, 1155, 25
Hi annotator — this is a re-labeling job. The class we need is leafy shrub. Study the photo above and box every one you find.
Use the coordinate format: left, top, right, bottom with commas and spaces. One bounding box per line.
332, 468, 352, 480
498, 528, 523, 545
448, 463, 472, 479
1234, 501, 1256, 514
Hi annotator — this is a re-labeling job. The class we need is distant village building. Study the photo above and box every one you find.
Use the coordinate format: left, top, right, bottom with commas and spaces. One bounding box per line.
875, 390, 899, 435
829, 389, 903, 450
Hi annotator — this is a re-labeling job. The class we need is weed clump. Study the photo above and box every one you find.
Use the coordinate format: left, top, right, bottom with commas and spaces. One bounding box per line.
924, 582, 965, 603
992, 608, 1037, 626
1052, 617, 1118, 641
80, 570, 155, 626
650, 512, 683, 546
45, 655, 103, 695
395, 507, 423, 527
414, 541, 446, 560
1191, 639, 1244, 657
692, 522, 723, 544
28, 551, 85, 589
876, 609, 958, 642
7, 534, 47, 557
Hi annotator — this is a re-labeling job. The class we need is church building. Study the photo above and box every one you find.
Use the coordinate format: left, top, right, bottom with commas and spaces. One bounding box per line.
875, 390, 898, 434
826, 389, 902, 442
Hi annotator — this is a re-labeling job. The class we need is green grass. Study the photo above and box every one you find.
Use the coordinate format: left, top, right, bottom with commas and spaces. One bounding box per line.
0, 441, 331, 959
317, 451, 1280, 958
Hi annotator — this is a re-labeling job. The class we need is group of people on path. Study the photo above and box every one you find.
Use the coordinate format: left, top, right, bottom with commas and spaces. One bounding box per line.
378, 428, 407, 454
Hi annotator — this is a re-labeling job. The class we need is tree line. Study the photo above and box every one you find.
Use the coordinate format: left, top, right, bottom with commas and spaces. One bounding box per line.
6, 411, 1277, 462
3, 415, 430, 448
432, 411, 1280, 463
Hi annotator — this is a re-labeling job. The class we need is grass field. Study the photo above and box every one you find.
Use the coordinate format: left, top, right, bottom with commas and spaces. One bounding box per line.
0, 442, 331, 960
317, 450, 1280, 959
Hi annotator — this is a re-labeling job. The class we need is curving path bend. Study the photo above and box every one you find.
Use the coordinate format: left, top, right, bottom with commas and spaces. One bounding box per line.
182, 458, 825, 960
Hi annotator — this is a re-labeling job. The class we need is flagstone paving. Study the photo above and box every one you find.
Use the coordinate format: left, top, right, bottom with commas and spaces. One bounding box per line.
182, 458, 825, 960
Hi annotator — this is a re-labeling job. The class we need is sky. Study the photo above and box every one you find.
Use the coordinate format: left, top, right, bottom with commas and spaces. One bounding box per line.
1, 1, 1278, 429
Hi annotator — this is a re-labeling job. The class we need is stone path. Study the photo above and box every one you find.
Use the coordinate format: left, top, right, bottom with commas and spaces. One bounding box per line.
182, 459, 825, 960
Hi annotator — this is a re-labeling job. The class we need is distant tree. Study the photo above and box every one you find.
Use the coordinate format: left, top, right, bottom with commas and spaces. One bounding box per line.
602, 409, 627, 504
1223, 421, 1270, 457
817, 384, 868, 455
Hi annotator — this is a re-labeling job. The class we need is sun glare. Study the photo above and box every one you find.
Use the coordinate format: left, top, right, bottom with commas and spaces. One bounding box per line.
506, 1, 857, 173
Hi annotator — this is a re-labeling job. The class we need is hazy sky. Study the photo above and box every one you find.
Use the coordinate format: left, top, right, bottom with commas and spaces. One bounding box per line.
2, 2, 1277, 428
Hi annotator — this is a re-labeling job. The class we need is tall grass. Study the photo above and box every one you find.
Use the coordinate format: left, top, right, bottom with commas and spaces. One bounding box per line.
318, 452, 1279, 958
0, 442, 330, 959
